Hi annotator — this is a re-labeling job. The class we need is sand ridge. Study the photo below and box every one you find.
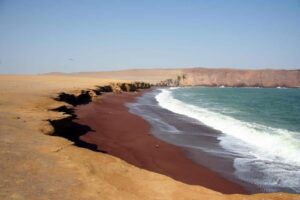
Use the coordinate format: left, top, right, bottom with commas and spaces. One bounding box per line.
45, 68, 300, 87
0, 74, 299, 199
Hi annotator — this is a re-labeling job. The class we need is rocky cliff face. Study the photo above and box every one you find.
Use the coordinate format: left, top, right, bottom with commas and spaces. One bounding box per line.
55, 81, 151, 106
46, 68, 300, 88
158, 68, 300, 87
50, 81, 151, 153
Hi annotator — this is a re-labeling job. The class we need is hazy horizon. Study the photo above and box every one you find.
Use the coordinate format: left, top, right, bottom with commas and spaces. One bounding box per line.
1, 0, 299, 74
1, 66, 300, 75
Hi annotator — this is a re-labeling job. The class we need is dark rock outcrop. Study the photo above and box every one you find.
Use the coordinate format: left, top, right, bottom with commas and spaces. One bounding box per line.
50, 81, 151, 152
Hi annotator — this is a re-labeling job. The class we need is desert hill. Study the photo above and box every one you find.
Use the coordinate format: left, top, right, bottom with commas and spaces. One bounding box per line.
45, 67, 300, 87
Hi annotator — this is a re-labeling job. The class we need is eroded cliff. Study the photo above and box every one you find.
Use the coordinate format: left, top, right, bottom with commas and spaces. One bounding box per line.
0, 75, 299, 200
154, 68, 300, 87
181, 68, 300, 87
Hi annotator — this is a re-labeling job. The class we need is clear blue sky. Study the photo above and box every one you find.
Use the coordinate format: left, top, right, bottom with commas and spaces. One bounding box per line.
0, 0, 299, 74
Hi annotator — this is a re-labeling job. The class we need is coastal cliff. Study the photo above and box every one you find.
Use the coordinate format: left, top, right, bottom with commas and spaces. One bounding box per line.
1, 75, 299, 199
181, 68, 300, 87
155, 68, 300, 87
49, 68, 300, 88
50, 81, 151, 152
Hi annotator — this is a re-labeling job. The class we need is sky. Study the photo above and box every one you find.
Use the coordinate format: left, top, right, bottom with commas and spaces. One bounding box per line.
0, 0, 299, 74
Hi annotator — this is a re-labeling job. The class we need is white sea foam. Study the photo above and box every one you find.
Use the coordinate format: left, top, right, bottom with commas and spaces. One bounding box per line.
155, 89, 300, 193
170, 87, 181, 90
128, 102, 180, 134
155, 88, 300, 165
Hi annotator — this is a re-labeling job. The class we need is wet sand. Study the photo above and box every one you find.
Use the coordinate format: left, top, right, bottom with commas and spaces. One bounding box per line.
76, 91, 247, 194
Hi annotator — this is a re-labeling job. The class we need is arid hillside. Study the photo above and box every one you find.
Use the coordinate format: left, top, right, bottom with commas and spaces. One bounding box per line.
181, 68, 300, 87
45, 68, 182, 84
46, 68, 300, 87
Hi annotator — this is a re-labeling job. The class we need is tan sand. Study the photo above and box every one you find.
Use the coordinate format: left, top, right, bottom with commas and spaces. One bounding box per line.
45, 68, 183, 84
45, 67, 300, 87
0, 74, 299, 200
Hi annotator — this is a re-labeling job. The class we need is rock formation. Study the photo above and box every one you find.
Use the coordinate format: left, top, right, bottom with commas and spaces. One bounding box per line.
158, 68, 300, 87
46, 68, 300, 88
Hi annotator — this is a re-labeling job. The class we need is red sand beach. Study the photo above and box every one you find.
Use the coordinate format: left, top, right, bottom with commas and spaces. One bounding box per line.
75, 91, 247, 194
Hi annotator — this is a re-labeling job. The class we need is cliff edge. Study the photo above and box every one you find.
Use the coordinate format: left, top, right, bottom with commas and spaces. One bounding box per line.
180, 68, 300, 87
0, 74, 299, 200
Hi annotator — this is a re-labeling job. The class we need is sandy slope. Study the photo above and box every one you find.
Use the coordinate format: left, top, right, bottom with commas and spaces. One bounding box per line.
45, 68, 183, 84
0, 74, 299, 200
47, 68, 300, 87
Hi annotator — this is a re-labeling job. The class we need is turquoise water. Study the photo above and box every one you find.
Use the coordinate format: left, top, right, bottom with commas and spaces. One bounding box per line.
172, 87, 300, 133
155, 87, 300, 193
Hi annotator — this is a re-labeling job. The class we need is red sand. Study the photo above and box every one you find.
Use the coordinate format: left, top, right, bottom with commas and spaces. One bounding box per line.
75, 91, 247, 194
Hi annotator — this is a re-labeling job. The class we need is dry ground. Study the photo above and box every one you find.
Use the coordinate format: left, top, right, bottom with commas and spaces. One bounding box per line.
0, 74, 299, 200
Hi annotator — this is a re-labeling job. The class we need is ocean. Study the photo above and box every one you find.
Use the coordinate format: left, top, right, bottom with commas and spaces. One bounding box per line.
127, 87, 300, 193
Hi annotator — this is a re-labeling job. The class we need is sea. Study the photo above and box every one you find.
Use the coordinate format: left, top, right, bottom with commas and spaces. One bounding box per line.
127, 87, 300, 193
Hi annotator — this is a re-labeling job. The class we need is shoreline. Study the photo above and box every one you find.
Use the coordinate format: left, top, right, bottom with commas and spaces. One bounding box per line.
1, 75, 298, 199
75, 90, 248, 194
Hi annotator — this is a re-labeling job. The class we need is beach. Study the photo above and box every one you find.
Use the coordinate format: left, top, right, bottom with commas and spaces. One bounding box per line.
2, 0, 300, 198
76, 91, 246, 194
0, 74, 299, 200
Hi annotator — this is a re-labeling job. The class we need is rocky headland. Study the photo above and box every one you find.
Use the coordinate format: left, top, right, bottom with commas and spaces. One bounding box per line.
49, 68, 300, 88
158, 68, 300, 87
